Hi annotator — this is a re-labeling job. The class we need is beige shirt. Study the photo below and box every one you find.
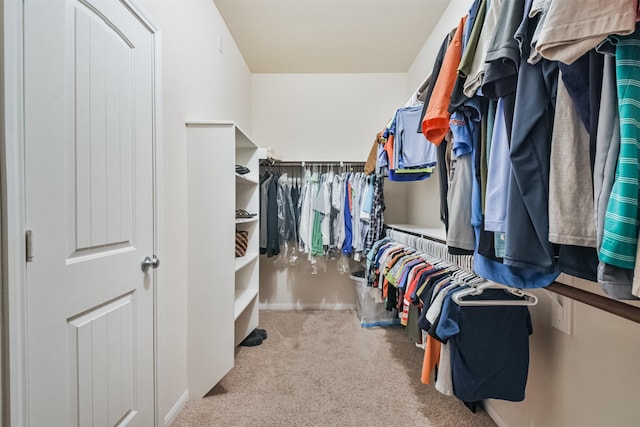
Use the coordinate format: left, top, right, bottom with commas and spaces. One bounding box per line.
535, 0, 637, 65
548, 74, 597, 247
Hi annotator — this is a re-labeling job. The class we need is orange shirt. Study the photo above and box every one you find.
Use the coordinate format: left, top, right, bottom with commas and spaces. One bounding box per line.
422, 15, 467, 145
421, 335, 442, 384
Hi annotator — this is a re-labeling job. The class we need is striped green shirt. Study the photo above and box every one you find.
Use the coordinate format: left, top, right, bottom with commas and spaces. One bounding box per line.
600, 28, 640, 269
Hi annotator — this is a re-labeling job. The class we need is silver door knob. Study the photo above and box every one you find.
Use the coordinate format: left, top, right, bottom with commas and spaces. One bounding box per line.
141, 255, 160, 272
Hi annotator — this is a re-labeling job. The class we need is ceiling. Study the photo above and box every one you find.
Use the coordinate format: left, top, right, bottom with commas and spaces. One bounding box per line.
213, 0, 451, 73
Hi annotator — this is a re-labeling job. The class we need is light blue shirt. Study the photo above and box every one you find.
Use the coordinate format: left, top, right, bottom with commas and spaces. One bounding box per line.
395, 105, 438, 169
484, 98, 511, 233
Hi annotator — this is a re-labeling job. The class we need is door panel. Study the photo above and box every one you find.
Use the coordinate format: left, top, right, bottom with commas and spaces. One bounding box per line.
74, 5, 135, 251
68, 293, 135, 426
72, 3, 135, 255
24, 0, 156, 425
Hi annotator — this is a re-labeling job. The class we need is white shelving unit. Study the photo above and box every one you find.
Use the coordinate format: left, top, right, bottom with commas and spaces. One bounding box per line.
185, 121, 260, 398
232, 123, 260, 346
235, 217, 259, 225
236, 173, 259, 184
235, 252, 259, 273
234, 288, 259, 321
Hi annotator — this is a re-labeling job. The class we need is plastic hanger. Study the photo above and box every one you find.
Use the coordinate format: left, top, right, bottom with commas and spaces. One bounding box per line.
450, 267, 475, 284
452, 282, 538, 306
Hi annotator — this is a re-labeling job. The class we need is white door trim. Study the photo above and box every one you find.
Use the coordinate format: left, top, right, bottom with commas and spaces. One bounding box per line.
2, 1, 163, 425
4, 1, 29, 425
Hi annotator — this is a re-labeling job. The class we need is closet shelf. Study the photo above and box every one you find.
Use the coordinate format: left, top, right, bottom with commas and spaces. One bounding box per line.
235, 252, 258, 272
386, 224, 446, 243
259, 160, 366, 167
235, 217, 259, 225
185, 120, 254, 148
236, 173, 259, 185
234, 288, 259, 320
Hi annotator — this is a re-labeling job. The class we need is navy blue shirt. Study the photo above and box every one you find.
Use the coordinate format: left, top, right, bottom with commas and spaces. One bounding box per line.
436, 289, 533, 402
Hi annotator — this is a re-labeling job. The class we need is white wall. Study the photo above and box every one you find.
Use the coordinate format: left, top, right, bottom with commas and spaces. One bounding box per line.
252, 73, 407, 161
404, 176, 442, 227
384, 180, 408, 224
259, 259, 360, 310
137, 1, 252, 425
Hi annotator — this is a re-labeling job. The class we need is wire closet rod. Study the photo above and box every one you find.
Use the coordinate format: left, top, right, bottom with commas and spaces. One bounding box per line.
386, 226, 640, 325
385, 226, 446, 245
260, 160, 365, 167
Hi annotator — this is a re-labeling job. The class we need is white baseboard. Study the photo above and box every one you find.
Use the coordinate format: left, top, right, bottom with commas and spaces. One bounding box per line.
164, 389, 190, 426
259, 303, 356, 311
483, 400, 509, 427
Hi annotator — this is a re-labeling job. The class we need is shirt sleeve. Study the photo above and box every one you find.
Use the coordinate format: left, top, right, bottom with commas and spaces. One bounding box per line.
435, 290, 461, 343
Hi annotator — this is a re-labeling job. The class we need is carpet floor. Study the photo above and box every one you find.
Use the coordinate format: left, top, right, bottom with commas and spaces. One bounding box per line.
172, 310, 497, 427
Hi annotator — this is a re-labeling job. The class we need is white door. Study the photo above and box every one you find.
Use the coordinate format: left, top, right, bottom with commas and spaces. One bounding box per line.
23, 0, 157, 425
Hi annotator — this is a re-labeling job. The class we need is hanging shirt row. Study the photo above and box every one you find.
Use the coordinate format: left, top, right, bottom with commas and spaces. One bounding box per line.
260, 166, 386, 273
366, 235, 535, 405
373, 0, 640, 299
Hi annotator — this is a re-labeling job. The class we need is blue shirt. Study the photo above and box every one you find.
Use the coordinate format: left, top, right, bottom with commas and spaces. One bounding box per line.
342, 176, 353, 255
484, 98, 511, 233
395, 105, 438, 169
387, 169, 433, 182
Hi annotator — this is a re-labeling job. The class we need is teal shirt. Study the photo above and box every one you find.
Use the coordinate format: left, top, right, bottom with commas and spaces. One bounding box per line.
600, 26, 640, 269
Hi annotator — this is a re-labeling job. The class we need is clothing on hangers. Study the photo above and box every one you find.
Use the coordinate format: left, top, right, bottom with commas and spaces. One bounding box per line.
260, 164, 385, 271
367, 230, 535, 403
369, 0, 640, 297
436, 287, 533, 402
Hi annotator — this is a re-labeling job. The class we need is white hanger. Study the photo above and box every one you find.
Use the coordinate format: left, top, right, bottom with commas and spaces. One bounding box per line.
451, 267, 475, 284
452, 282, 538, 306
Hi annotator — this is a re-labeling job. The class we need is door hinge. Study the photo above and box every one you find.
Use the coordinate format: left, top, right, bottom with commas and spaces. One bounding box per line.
25, 229, 34, 262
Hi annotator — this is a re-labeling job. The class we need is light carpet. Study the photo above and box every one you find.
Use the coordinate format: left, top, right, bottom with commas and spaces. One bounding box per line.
172, 310, 497, 427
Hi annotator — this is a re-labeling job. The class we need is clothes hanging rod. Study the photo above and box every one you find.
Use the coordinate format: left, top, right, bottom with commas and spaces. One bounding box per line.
385, 224, 446, 245
544, 282, 640, 324
259, 160, 365, 167
385, 225, 640, 325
